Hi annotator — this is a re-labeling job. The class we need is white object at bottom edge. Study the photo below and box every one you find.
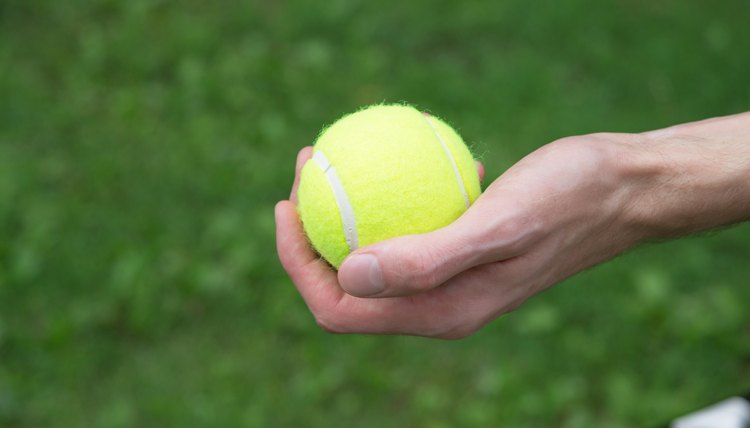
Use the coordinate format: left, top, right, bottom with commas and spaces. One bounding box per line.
671, 397, 750, 428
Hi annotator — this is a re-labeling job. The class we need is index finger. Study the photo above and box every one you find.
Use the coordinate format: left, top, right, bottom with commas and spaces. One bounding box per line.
275, 200, 344, 314
290, 147, 313, 204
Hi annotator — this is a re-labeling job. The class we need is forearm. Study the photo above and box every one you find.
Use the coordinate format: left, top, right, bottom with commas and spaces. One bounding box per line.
621, 112, 750, 240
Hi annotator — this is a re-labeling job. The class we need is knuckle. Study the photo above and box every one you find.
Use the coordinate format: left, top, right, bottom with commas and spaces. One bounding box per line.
313, 311, 345, 334
430, 313, 485, 340
434, 322, 480, 340
551, 133, 618, 164
397, 252, 442, 291
546, 134, 606, 163
503, 299, 525, 315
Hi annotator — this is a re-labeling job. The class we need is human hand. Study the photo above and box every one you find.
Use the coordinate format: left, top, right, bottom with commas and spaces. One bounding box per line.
278, 110, 750, 338
276, 133, 648, 338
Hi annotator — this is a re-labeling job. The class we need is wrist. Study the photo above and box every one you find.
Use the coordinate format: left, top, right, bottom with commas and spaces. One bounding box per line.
618, 118, 750, 241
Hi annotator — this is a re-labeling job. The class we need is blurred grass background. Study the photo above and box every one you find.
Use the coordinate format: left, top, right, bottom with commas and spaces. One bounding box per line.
1, 0, 749, 426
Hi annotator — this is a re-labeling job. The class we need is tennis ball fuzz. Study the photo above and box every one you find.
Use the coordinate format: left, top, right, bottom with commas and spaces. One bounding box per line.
297, 104, 481, 269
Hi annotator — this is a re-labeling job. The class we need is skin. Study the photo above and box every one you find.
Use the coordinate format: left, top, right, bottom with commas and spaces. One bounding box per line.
275, 112, 750, 339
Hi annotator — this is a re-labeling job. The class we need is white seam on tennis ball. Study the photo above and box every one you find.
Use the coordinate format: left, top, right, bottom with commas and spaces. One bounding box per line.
423, 115, 470, 208
312, 149, 359, 253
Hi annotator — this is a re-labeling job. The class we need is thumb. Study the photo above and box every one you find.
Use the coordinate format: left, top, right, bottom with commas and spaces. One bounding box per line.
337, 201, 521, 298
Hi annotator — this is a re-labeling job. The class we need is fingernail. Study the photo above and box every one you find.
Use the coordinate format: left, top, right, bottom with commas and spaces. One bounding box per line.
339, 254, 384, 297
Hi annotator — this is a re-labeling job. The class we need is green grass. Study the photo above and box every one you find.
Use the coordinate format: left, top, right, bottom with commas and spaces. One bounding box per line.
1, 1, 749, 426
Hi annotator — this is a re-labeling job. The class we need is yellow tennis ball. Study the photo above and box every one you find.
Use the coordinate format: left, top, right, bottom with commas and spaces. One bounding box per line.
297, 104, 481, 269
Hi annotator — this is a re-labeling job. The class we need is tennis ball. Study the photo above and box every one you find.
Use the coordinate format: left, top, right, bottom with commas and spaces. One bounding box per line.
297, 104, 481, 269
